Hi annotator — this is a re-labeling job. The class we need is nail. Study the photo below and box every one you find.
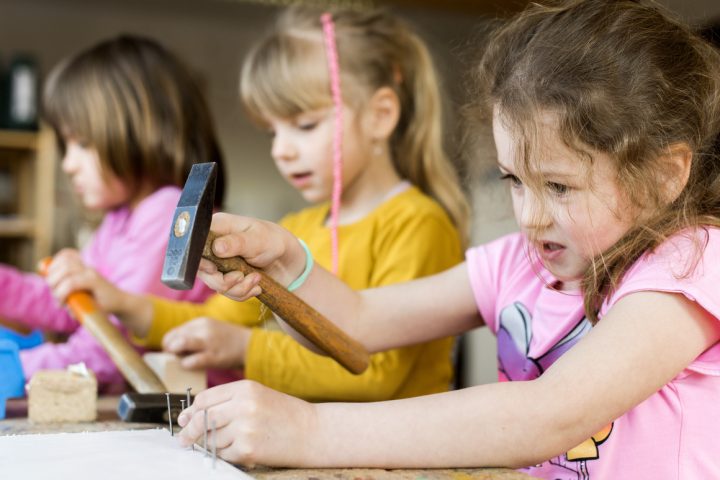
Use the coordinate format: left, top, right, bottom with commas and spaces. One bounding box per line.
204, 409, 208, 457
186, 388, 193, 451
165, 393, 172, 436
212, 420, 217, 469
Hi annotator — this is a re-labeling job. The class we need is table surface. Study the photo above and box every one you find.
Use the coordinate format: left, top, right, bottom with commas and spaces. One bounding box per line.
1, 397, 535, 480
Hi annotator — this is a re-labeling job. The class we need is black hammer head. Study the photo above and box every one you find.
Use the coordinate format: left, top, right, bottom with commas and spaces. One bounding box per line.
161, 162, 217, 290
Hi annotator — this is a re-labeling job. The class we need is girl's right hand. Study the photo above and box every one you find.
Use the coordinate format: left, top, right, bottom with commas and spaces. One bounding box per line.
198, 213, 307, 301
45, 248, 127, 314
177, 380, 317, 467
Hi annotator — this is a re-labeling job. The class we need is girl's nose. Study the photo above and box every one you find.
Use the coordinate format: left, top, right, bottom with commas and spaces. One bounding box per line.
61, 150, 76, 174
271, 134, 297, 163
518, 191, 551, 230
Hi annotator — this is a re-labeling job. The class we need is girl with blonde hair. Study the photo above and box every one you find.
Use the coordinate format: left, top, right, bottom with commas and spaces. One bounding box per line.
53, 7, 469, 400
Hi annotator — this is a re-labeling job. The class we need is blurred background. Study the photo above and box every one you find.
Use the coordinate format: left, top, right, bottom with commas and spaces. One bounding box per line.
1, 0, 719, 387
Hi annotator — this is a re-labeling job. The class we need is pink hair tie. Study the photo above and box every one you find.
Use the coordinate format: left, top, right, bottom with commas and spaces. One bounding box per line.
321, 12, 343, 275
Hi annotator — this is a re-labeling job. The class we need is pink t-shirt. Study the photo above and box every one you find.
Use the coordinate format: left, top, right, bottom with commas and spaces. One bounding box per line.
466, 229, 720, 479
0, 186, 212, 392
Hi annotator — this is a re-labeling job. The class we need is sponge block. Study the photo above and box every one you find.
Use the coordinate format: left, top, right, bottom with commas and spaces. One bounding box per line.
27, 369, 97, 423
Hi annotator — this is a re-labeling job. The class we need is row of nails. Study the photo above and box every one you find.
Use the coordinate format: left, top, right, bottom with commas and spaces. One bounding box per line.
165, 388, 216, 469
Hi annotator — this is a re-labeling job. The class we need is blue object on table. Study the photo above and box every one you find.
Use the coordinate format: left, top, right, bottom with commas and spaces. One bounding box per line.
0, 339, 25, 419
0, 325, 43, 349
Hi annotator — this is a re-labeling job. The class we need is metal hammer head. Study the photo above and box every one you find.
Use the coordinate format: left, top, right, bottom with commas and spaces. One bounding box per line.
161, 162, 217, 290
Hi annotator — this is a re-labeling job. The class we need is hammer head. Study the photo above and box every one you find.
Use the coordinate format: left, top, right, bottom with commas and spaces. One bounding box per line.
161, 162, 217, 290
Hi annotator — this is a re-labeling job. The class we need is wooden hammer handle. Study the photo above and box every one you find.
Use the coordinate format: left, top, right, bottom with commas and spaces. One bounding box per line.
39, 259, 167, 394
202, 234, 370, 375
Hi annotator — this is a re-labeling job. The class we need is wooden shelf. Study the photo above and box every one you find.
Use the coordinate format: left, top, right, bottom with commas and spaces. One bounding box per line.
0, 129, 39, 151
0, 217, 35, 238
0, 126, 56, 270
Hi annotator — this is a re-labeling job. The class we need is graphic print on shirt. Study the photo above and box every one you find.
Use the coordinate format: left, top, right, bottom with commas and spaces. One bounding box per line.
497, 302, 613, 478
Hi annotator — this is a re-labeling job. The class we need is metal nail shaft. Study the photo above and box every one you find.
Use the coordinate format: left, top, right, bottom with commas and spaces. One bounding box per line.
186, 388, 193, 451
165, 393, 172, 436
204, 409, 208, 457
211, 420, 217, 469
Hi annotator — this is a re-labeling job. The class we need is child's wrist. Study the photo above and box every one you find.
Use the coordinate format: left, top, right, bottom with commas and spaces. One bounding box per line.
287, 238, 313, 292
116, 292, 152, 338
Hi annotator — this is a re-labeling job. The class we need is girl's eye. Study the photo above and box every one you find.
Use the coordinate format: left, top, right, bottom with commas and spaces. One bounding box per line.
297, 121, 318, 131
500, 173, 522, 188
547, 182, 569, 196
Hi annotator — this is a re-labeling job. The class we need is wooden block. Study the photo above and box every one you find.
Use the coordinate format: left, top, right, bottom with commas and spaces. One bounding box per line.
27, 368, 97, 423
143, 352, 206, 394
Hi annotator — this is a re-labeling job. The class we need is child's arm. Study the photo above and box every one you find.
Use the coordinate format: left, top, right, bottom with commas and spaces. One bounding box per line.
159, 211, 462, 399
48, 250, 265, 349
0, 263, 78, 332
198, 213, 481, 353
178, 290, 720, 468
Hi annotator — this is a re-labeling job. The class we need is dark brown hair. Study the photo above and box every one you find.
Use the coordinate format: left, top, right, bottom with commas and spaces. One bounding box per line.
43, 35, 225, 208
471, 0, 720, 321
240, 6, 469, 242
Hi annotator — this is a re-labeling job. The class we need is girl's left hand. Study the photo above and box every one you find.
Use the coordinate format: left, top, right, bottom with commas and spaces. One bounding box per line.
177, 380, 317, 467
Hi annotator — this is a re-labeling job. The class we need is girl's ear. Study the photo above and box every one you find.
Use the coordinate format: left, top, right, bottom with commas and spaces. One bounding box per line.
661, 142, 692, 203
364, 86, 401, 141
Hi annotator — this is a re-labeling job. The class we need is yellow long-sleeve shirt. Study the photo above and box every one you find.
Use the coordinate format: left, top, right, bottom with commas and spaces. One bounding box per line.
144, 185, 462, 401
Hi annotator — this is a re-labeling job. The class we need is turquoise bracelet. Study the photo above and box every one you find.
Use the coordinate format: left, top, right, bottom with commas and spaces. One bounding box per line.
287, 239, 314, 292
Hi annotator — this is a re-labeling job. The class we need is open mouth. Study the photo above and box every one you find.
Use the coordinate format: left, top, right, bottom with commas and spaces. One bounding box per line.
542, 241, 564, 252
538, 241, 566, 261
289, 172, 313, 188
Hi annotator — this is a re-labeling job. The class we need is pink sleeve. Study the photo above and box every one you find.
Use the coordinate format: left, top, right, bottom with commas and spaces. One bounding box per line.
465, 233, 529, 333
604, 228, 720, 322
0, 266, 79, 332
466, 245, 496, 332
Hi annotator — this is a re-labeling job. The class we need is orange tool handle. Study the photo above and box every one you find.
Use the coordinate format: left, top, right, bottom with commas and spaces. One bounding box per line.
38, 258, 166, 393
38, 258, 100, 321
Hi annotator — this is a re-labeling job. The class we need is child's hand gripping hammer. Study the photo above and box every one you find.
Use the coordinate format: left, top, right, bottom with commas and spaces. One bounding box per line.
160, 162, 370, 375
39, 258, 166, 393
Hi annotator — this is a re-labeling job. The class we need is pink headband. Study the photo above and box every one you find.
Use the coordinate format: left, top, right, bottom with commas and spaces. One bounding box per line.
321, 12, 343, 275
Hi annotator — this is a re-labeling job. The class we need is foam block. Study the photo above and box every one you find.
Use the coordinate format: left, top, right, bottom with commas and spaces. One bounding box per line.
27, 367, 97, 423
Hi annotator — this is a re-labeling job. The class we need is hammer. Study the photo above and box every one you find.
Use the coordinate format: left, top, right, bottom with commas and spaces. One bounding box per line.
161, 163, 370, 374
39, 259, 166, 394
